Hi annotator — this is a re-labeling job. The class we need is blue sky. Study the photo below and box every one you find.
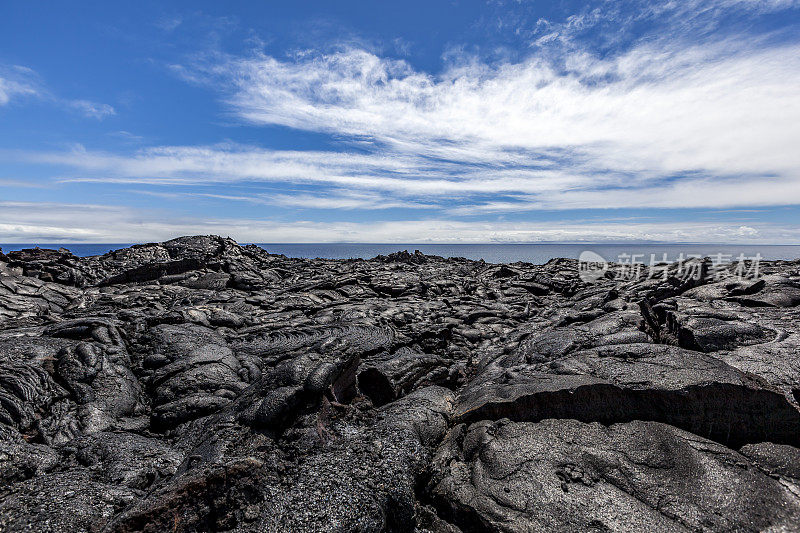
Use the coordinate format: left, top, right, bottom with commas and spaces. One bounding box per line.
1, 0, 799, 243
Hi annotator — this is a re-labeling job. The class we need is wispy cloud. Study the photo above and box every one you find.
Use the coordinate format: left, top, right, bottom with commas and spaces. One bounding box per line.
3, 0, 799, 242
18, 29, 800, 211
265, 191, 436, 210
0, 200, 795, 243
129, 187, 435, 210
205, 38, 800, 181
154, 15, 183, 32
0, 64, 115, 120
68, 99, 116, 119
0, 66, 40, 106
527, 0, 800, 48
108, 130, 144, 142
0, 178, 49, 188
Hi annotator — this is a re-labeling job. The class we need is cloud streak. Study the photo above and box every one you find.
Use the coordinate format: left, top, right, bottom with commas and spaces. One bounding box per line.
0, 64, 115, 119
17, 20, 794, 215
1, 201, 796, 244
527, 0, 800, 47
0, 66, 39, 106
128, 188, 436, 210
210, 38, 800, 182
4, 0, 800, 243
69, 99, 116, 120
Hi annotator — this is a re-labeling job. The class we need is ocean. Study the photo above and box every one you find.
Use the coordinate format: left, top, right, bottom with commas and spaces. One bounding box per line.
1, 243, 799, 265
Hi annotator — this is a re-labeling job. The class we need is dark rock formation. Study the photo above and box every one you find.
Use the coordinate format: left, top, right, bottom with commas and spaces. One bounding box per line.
427, 419, 800, 531
0, 235, 799, 532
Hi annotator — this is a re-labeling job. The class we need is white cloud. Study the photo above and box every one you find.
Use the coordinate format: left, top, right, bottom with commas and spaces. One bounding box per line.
0, 178, 49, 188
528, 0, 800, 47
0, 66, 39, 106
210, 39, 800, 182
109, 130, 144, 142
0, 201, 796, 244
155, 15, 183, 32
66, 28, 786, 213
0, 65, 115, 120
3, 0, 800, 244
128, 188, 436, 210
17, 27, 800, 211
69, 99, 116, 120
448, 175, 800, 213
265, 191, 436, 210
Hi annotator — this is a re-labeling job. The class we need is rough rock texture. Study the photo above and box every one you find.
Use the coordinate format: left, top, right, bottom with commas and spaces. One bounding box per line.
428, 418, 800, 532
0, 236, 799, 532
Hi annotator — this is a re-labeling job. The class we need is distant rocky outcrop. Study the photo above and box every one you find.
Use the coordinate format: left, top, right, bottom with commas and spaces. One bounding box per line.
1, 236, 800, 531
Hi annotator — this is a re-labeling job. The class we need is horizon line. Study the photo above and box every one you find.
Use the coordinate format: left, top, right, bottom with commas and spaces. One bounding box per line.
2, 241, 800, 247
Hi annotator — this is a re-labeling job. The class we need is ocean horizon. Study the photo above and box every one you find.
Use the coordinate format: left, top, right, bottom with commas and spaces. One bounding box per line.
2, 242, 799, 265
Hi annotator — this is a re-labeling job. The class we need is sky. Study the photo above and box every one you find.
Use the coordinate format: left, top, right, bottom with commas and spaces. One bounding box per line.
1, 0, 799, 244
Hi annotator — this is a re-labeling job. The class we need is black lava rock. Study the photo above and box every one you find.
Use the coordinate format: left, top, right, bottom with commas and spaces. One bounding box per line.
1, 235, 799, 532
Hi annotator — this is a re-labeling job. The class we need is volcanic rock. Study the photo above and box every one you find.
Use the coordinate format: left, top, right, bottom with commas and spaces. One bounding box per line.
0, 235, 799, 531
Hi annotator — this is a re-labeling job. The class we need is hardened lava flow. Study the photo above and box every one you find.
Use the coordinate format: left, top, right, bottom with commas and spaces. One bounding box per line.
2, 236, 800, 531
